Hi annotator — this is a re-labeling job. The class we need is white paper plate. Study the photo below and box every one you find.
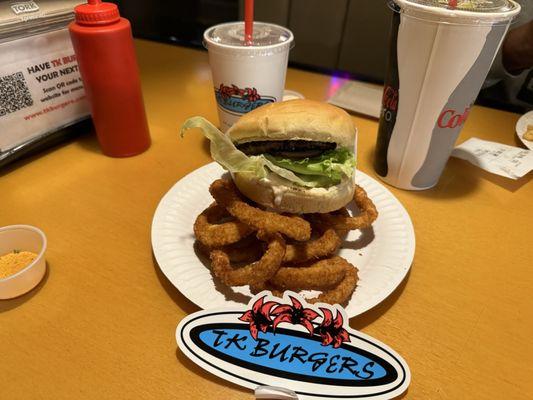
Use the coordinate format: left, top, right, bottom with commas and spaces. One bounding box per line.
152, 163, 415, 317
516, 110, 533, 150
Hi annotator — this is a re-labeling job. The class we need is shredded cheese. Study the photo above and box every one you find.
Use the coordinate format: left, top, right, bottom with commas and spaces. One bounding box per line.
0, 251, 37, 279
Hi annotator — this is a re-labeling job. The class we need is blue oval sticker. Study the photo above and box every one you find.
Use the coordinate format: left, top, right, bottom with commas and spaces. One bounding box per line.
177, 293, 410, 399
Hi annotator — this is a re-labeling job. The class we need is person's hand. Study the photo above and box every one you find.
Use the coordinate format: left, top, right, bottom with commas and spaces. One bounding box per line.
502, 20, 533, 75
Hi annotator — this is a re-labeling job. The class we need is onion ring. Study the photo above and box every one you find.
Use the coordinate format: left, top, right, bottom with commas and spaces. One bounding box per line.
283, 228, 341, 263
314, 185, 378, 231
308, 263, 358, 305
195, 236, 264, 264
271, 256, 348, 290
194, 203, 253, 247
210, 233, 286, 286
251, 256, 358, 306
209, 179, 311, 241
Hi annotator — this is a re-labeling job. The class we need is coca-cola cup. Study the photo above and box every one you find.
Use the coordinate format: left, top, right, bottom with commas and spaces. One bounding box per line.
374, 0, 521, 190
204, 22, 294, 132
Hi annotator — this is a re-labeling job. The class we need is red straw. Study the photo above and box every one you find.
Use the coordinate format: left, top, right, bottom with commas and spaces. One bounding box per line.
244, 0, 254, 46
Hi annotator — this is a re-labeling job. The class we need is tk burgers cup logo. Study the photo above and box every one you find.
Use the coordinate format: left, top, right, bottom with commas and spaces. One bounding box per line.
177, 292, 410, 399
215, 84, 275, 116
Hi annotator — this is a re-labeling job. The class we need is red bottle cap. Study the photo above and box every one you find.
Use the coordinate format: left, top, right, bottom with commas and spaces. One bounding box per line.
74, 0, 120, 25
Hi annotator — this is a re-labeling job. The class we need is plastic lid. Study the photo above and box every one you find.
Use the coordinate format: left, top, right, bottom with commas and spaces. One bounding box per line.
74, 0, 120, 25
205, 22, 293, 47
396, 0, 518, 12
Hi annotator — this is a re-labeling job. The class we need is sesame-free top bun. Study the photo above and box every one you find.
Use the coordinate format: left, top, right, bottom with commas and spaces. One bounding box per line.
227, 99, 356, 149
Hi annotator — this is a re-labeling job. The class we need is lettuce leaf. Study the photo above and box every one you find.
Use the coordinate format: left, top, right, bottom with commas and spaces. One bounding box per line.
180, 116, 355, 188
180, 117, 254, 173
265, 148, 355, 185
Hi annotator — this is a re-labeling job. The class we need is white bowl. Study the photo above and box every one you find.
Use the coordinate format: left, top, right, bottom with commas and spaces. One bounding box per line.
0, 225, 47, 299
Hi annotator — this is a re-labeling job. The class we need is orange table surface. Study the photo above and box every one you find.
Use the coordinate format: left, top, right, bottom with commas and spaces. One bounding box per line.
1, 40, 532, 400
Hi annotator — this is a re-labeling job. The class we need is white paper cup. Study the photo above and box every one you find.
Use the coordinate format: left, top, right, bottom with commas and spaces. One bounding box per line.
374, 0, 520, 190
0, 225, 47, 299
204, 22, 294, 132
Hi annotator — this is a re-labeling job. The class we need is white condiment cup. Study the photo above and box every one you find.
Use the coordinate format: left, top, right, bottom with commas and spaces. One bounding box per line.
0, 225, 47, 299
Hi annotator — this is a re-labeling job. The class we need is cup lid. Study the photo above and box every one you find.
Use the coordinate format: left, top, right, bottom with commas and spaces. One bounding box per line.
395, 0, 519, 13
205, 22, 293, 48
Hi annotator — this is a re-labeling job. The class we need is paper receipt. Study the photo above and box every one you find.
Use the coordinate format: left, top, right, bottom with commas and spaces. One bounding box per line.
451, 137, 533, 179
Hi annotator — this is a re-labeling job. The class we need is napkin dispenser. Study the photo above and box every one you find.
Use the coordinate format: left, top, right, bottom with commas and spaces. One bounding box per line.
0, 0, 91, 168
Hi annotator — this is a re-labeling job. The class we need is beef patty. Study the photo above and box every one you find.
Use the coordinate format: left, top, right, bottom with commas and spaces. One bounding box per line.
235, 140, 336, 158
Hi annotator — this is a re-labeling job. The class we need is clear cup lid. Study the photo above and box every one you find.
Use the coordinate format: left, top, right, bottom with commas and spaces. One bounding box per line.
397, 0, 518, 12
205, 22, 293, 48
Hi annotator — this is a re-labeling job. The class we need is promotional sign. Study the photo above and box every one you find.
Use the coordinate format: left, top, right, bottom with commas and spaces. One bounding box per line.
0, 28, 89, 152
177, 292, 410, 400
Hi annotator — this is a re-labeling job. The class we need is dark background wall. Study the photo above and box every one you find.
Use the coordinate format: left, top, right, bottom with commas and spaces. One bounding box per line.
113, 0, 239, 48
112, 0, 392, 84
111, 0, 529, 113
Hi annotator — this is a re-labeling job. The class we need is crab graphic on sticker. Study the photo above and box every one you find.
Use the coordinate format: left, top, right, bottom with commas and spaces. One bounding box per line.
176, 292, 410, 399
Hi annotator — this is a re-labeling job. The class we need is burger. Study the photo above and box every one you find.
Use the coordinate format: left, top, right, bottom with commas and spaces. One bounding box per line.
181, 99, 356, 214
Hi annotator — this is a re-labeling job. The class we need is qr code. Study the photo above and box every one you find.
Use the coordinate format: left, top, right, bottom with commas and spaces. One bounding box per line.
0, 72, 34, 117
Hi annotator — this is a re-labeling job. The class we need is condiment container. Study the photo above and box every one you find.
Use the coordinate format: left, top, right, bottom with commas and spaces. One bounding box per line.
68, 0, 150, 157
0, 225, 47, 299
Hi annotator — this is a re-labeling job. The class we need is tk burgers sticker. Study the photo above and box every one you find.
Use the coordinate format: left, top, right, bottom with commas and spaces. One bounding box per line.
176, 292, 410, 399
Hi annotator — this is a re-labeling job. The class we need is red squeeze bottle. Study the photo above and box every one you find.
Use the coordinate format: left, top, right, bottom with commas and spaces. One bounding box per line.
68, 0, 150, 157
